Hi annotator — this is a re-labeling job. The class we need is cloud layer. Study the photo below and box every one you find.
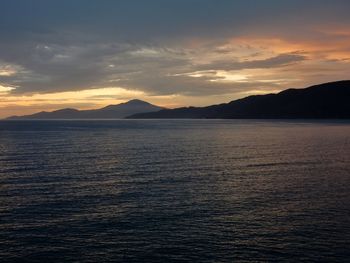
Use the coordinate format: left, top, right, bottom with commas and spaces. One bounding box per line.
0, 0, 350, 117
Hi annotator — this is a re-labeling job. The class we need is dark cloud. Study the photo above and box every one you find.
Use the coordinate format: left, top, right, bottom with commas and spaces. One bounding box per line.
0, 0, 349, 97
2, 1, 350, 40
196, 53, 307, 71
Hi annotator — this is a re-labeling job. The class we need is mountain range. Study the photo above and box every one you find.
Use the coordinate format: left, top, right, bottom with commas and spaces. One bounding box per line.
7, 99, 164, 120
129, 80, 350, 119
7, 80, 350, 120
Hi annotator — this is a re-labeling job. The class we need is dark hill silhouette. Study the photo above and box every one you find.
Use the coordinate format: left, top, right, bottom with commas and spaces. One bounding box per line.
128, 81, 350, 119
8, 99, 164, 119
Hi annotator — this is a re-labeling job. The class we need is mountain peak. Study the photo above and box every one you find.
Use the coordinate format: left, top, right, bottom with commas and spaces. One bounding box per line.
124, 99, 152, 105
7, 99, 164, 119
101, 99, 158, 110
54, 108, 79, 113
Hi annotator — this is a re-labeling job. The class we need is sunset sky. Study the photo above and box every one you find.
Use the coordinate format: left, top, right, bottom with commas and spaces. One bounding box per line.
1, 0, 350, 118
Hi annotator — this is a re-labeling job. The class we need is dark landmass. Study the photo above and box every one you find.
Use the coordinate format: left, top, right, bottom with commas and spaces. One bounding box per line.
7, 99, 164, 120
128, 81, 350, 119
7, 81, 350, 120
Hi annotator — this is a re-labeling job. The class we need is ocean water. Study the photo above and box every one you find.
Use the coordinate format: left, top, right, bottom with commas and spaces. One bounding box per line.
0, 120, 349, 262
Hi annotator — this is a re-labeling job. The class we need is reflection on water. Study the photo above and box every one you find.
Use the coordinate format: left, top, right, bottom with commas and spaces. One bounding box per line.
0, 120, 350, 262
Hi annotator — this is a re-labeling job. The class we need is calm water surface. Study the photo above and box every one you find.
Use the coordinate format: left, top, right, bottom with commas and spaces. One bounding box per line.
0, 120, 349, 262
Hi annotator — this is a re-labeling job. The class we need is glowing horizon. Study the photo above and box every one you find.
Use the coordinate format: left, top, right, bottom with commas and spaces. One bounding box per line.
1, 1, 350, 118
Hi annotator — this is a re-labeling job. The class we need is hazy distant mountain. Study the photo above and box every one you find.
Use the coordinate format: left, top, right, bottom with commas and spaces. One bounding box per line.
128, 81, 350, 119
8, 99, 164, 119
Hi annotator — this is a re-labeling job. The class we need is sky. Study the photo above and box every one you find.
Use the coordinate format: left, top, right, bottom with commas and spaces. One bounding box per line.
0, 0, 350, 118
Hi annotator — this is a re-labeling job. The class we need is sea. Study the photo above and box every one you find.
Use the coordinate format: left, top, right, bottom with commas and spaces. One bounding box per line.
0, 120, 349, 262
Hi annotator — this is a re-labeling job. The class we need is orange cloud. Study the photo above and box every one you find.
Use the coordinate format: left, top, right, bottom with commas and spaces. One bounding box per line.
228, 32, 350, 60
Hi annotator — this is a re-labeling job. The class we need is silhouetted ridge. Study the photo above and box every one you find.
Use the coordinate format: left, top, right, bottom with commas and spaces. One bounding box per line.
128, 80, 350, 119
7, 100, 164, 119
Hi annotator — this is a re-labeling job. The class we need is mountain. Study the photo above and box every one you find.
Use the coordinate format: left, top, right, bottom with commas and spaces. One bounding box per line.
8, 99, 164, 119
128, 81, 350, 119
